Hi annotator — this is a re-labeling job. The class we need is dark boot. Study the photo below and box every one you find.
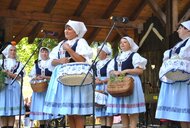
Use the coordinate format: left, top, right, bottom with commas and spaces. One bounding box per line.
106, 126, 112, 128
1, 127, 7, 128
101, 126, 107, 128
7, 127, 14, 128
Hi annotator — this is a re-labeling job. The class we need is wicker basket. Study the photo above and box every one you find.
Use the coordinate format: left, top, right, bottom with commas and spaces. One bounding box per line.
107, 76, 134, 97
30, 79, 48, 92
58, 73, 93, 86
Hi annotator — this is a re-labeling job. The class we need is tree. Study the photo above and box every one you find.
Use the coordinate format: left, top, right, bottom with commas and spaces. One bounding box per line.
16, 37, 58, 75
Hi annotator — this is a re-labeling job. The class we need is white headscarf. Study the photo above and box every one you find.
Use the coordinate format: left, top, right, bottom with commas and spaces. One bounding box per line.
2, 44, 14, 58
98, 43, 112, 56
181, 20, 190, 30
38, 47, 50, 60
66, 20, 87, 38
122, 36, 139, 52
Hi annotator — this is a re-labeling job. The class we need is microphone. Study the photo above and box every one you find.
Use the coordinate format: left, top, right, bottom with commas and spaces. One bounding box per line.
41, 30, 58, 36
110, 16, 129, 23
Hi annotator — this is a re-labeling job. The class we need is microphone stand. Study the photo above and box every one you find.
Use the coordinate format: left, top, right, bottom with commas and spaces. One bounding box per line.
11, 34, 47, 128
81, 21, 117, 128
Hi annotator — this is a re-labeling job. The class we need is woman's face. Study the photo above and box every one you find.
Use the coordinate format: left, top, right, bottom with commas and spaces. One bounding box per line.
119, 38, 131, 52
97, 49, 107, 60
64, 26, 78, 40
8, 46, 16, 59
177, 25, 190, 39
40, 49, 49, 60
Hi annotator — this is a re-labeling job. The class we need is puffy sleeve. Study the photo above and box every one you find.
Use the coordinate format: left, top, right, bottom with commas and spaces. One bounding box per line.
178, 39, 190, 60
46, 59, 55, 72
163, 49, 171, 61
28, 65, 36, 79
76, 38, 93, 62
49, 41, 63, 60
106, 59, 115, 77
132, 53, 147, 70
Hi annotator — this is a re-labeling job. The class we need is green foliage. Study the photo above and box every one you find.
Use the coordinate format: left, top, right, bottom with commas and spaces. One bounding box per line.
0, 67, 7, 91
109, 73, 125, 82
16, 37, 58, 75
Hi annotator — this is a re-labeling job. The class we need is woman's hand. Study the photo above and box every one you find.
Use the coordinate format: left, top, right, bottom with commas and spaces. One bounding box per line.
95, 77, 102, 84
63, 43, 71, 51
110, 70, 122, 76
59, 57, 70, 64
3, 70, 12, 77
35, 75, 44, 80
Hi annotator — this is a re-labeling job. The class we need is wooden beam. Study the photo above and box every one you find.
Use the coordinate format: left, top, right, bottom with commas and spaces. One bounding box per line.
8, 0, 21, 10
179, 8, 190, 23
0, 9, 137, 28
44, 0, 57, 13
74, 0, 89, 16
4, 19, 13, 42
165, 0, 172, 49
147, 0, 166, 25
88, 0, 121, 43
28, 22, 43, 44
172, 0, 178, 32
102, 0, 121, 18
130, 1, 148, 21
13, 21, 36, 43
28, 0, 57, 43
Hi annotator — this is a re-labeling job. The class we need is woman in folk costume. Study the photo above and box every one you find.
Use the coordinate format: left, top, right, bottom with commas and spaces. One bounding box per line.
156, 20, 190, 128
43, 20, 93, 128
29, 47, 53, 127
106, 36, 147, 128
0, 44, 25, 128
95, 44, 113, 128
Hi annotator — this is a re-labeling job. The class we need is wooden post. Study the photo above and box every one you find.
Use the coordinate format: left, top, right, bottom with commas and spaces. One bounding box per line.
165, 0, 172, 49
172, 0, 178, 32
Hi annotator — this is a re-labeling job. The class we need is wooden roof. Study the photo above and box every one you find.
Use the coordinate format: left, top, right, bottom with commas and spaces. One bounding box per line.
0, 0, 190, 44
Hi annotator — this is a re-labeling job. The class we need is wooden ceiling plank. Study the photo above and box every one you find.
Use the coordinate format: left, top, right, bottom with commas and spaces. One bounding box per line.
28, 0, 57, 43
0, 9, 138, 28
8, 0, 21, 10
74, 0, 90, 16
88, 0, 121, 43
129, 1, 148, 21
147, 0, 166, 25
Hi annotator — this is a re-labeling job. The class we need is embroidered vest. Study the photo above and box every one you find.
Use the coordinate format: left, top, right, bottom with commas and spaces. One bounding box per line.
35, 60, 52, 76
114, 52, 135, 71
58, 39, 79, 62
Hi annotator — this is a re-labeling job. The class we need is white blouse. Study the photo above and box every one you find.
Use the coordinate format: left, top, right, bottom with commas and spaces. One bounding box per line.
49, 37, 93, 62
163, 37, 190, 61
107, 51, 147, 76
0, 58, 25, 76
29, 59, 53, 78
